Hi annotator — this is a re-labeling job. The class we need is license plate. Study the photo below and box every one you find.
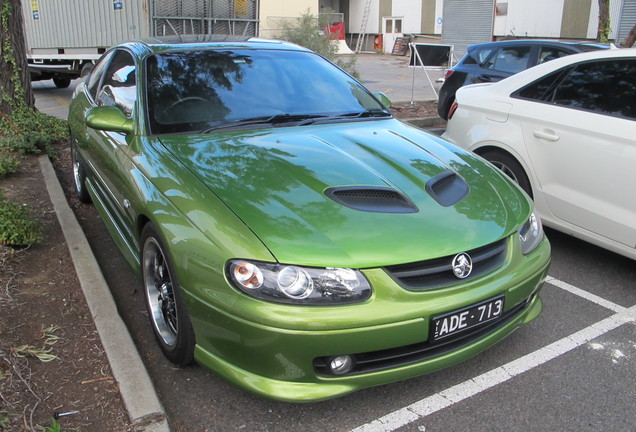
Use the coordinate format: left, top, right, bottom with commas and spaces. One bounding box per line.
431, 296, 505, 342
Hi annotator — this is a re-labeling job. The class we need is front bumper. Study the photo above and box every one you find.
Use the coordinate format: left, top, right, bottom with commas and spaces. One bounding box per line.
188, 237, 550, 402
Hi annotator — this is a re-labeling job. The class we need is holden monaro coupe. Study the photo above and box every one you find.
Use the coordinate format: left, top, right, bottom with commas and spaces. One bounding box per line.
68, 36, 550, 402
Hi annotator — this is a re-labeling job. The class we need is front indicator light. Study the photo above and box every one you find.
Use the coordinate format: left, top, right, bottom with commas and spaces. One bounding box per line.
227, 260, 372, 305
233, 262, 264, 289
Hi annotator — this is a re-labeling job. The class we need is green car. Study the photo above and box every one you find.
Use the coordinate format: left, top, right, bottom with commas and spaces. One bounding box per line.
68, 36, 550, 402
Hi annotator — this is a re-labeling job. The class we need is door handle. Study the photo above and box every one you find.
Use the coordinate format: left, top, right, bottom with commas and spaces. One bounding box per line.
477, 74, 493, 82
533, 130, 559, 142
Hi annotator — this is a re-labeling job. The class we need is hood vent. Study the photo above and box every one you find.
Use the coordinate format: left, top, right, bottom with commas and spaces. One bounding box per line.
425, 171, 469, 207
325, 187, 418, 214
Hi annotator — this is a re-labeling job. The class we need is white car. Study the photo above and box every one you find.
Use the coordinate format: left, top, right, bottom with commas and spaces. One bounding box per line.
443, 48, 636, 260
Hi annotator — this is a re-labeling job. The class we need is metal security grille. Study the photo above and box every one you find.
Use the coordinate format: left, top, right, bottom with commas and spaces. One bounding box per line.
441, 0, 495, 61
618, 0, 636, 42
152, 0, 259, 37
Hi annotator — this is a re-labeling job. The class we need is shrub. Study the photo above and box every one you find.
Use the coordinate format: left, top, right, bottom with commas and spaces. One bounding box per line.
0, 191, 43, 246
0, 106, 67, 157
0, 152, 20, 177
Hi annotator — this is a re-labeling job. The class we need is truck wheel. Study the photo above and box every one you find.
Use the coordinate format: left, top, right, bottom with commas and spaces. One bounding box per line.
53, 77, 71, 88
81, 63, 94, 77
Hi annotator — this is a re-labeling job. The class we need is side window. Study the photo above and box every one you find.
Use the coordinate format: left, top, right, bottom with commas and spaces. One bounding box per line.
96, 50, 137, 117
462, 47, 493, 65
485, 46, 532, 73
513, 69, 570, 101
87, 51, 115, 100
539, 47, 572, 64
552, 59, 636, 120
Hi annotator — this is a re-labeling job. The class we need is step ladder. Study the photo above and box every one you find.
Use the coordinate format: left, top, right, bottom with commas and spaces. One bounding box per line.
354, 0, 373, 53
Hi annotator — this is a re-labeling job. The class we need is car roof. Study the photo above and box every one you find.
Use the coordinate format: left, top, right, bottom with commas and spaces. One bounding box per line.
466, 47, 636, 94
466, 39, 609, 52
138, 34, 309, 52
117, 35, 310, 57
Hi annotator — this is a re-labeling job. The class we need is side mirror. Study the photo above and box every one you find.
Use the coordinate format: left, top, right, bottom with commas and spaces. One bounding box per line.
373, 91, 392, 109
85, 106, 134, 134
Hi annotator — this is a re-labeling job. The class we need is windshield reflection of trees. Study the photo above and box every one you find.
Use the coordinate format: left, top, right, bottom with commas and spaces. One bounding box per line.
146, 51, 252, 134
554, 60, 636, 119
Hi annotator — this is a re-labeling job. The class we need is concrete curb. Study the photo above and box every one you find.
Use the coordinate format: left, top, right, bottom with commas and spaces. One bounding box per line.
39, 156, 170, 432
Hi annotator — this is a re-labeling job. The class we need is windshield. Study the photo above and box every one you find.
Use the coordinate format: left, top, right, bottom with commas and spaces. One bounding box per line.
145, 49, 388, 135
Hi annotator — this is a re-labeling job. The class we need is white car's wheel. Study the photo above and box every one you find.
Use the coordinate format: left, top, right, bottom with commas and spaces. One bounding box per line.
480, 150, 533, 198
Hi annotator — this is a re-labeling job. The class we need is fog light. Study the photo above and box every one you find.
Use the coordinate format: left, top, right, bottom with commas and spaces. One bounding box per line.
329, 355, 354, 375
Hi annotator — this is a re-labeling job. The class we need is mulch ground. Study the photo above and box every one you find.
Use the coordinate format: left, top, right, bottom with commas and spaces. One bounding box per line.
0, 152, 137, 432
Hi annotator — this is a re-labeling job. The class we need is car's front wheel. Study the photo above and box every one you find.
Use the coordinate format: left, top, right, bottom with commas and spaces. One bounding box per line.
479, 149, 533, 199
141, 224, 195, 366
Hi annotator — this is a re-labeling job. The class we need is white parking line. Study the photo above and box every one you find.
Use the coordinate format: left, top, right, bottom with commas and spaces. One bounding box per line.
545, 276, 627, 313
349, 277, 636, 432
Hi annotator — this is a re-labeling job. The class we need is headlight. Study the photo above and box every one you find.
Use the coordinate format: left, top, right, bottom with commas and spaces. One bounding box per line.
518, 212, 543, 254
227, 260, 371, 305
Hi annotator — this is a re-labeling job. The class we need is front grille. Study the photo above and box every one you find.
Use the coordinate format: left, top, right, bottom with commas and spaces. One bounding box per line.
385, 237, 508, 290
314, 293, 534, 377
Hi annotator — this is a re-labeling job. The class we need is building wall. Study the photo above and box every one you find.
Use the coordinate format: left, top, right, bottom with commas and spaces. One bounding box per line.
494, 0, 565, 37
348, 0, 379, 33
493, 0, 623, 40
259, 0, 319, 38
391, 0, 421, 33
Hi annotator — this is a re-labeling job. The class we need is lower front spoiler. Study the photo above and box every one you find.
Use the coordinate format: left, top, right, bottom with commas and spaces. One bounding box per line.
193, 294, 542, 402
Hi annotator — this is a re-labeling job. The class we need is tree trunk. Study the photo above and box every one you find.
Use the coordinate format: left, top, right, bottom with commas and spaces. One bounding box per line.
620, 24, 636, 47
0, 0, 34, 115
596, 0, 610, 42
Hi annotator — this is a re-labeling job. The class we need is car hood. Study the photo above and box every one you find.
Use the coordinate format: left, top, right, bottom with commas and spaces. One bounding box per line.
158, 120, 530, 267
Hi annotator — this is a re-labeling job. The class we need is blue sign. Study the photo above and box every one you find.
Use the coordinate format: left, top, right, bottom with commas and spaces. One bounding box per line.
114, 1, 123, 10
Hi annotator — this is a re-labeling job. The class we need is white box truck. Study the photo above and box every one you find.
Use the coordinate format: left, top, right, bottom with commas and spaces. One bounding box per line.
22, 0, 259, 88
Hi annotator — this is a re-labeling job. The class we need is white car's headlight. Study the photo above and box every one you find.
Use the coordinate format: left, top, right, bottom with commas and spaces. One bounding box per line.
518, 212, 544, 254
227, 260, 371, 305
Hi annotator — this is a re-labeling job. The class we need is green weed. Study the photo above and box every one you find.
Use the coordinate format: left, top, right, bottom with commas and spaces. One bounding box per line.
0, 151, 19, 177
0, 191, 43, 246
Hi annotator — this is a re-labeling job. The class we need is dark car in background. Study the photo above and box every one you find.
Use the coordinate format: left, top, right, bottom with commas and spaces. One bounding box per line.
437, 40, 607, 120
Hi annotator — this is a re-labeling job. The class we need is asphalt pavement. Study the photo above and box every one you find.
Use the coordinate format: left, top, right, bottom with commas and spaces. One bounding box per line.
32, 53, 635, 432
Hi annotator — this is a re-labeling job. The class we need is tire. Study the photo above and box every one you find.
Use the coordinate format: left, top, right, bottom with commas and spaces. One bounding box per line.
80, 63, 94, 78
71, 140, 92, 203
141, 224, 195, 366
479, 149, 533, 199
437, 93, 454, 120
53, 77, 71, 88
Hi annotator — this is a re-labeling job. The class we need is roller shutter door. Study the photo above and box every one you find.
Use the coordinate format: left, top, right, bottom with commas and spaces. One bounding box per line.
442, 0, 495, 62
618, 0, 636, 43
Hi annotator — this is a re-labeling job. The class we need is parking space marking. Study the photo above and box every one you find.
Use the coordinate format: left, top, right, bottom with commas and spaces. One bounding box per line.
349, 281, 636, 432
546, 276, 627, 313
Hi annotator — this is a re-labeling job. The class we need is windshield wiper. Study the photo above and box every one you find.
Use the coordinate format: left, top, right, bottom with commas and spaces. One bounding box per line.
200, 114, 327, 133
316, 110, 392, 122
